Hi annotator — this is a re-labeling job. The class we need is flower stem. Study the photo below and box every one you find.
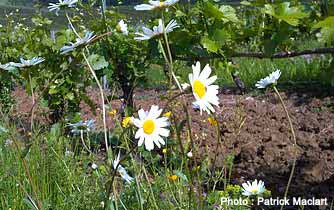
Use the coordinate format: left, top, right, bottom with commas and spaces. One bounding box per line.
159, 18, 182, 91
28, 72, 35, 131
273, 86, 297, 210
82, 52, 109, 153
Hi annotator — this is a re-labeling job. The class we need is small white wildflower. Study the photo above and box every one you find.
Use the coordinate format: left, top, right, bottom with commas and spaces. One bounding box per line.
255, 69, 281, 89
67, 119, 95, 134
132, 105, 170, 151
117, 20, 128, 36
48, 0, 78, 16
4, 139, 13, 147
10, 57, 45, 68
242, 179, 265, 196
187, 151, 193, 158
134, 0, 179, 11
60, 31, 96, 54
113, 152, 134, 184
65, 150, 74, 157
134, 19, 178, 41
189, 61, 219, 115
91, 163, 98, 170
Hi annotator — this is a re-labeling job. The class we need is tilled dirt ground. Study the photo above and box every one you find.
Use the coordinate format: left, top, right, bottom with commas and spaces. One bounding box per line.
10, 86, 334, 209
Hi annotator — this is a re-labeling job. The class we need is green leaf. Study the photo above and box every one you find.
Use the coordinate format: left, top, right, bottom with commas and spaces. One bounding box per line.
201, 36, 221, 53
204, 2, 225, 19
220, 5, 239, 23
87, 54, 109, 70
263, 2, 309, 26
313, 16, 334, 44
212, 29, 230, 45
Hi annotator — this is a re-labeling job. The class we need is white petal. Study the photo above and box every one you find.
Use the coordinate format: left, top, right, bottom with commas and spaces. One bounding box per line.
148, 105, 162, 119
204, 75, 217, 86
199, 64, 212, 80
144, 136, 154, 151
138, 136, 144, 146
138, 109, 147, 120
192, 61, 201, 79
158, 128, 170, 137
135, 129, 144, 139
133, 118, 142, 128
156, 117, 170, 127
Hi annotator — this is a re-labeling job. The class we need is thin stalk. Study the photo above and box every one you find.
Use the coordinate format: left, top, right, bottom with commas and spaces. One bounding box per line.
142, 166, 160, 210
158, 18, 182, 91
4, 128, 44, 210
273, 86, 297, 210
65, 12, 81, 38
80, 130, 95, 156
82, 52, 109, 152
29, 73, 35, 131
211, 114, 223, 175
162, 35, 182, 91
65, 11, 109, 153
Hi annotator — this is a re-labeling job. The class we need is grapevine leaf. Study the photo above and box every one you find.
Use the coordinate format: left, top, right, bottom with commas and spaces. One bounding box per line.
87, 54, 109, 70
264, 2, 309, 26
313, 16, 334, 44
201, 36, 221, 53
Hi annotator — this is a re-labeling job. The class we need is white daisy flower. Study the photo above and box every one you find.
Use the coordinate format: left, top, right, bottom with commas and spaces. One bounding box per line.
188, 61, 219, 115
91, 163, 98, 170
187, 151, 193, 158
67, 119, 95, 134
117, 20, 128, 36
113, 152, 134, 184
134, 19, 178, 41
133, 105, 170, 151
60, 31, 96, 54
255, 69, 281, 89
48, 0, 78, 16
242, 179, 266, 196
10, 57, 45, 68
134, 0, 179, 11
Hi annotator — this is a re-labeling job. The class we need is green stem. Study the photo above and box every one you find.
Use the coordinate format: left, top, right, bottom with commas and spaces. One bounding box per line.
159, 18, 182, 91
142, 166, 159, 209
273, 86, 297, 210
65, 11, 109, 152
82, 52, 109, 153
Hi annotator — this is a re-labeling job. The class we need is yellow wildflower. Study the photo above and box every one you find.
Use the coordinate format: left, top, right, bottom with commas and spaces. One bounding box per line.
163, 111, 172, 117
108, 109, 117, 118
168, 175, 178, 181
207, 117, 218, 126
162, 148, 167, 154
122, 117, 132, 128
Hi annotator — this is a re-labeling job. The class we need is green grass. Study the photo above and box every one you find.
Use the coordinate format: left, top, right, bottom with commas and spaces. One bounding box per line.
0, 123, 103, 210
144, 53, 334, 90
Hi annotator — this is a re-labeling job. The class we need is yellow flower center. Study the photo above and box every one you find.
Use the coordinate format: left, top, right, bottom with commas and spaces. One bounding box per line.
159, 2, 165, 7
193, 80, 206, 99
251, 189, 258, 193
143, 119, 155, 134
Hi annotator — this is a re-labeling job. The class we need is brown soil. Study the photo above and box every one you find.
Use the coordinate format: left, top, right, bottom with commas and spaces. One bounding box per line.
10, 86, 334, 209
